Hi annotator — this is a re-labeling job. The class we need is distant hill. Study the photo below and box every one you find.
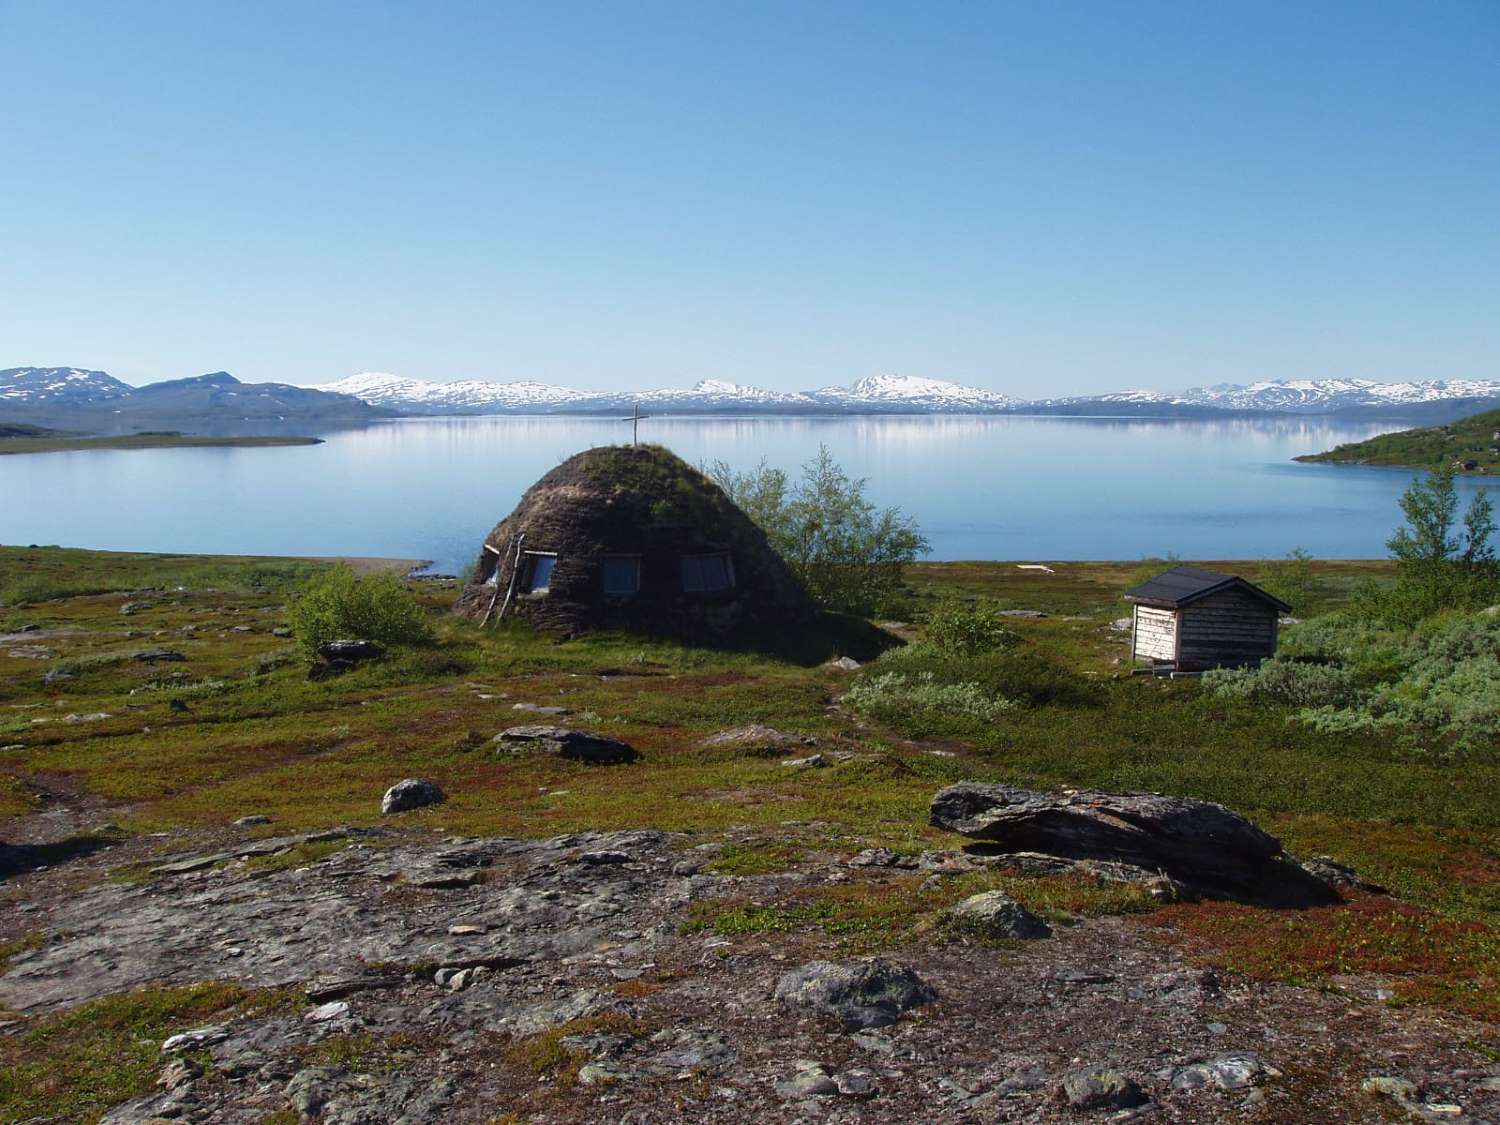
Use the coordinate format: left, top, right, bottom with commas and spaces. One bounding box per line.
0, 368, 392, 434
1296, 407, 1500, 474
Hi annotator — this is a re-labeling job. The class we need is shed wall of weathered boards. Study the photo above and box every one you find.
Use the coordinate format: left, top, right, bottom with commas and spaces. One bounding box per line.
1174, 588, 1279, 669
1132, 587, 1279, 670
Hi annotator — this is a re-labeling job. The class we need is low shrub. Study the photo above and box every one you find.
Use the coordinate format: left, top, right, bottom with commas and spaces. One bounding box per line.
924, 598, 1018, 656
287, 565, 432, 652
1207, 610, 1500, 754
843, 670, 1017, 723
1203, 659, 1362, 709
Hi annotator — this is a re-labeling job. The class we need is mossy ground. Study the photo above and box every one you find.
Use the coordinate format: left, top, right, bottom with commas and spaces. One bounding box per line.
1, 545, 1497, 1056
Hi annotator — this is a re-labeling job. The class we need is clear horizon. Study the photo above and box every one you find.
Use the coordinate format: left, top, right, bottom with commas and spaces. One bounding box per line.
3, 2, 1497, 396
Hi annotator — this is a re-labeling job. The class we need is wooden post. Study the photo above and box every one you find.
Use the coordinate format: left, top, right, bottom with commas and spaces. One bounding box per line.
494, 534, 526, 624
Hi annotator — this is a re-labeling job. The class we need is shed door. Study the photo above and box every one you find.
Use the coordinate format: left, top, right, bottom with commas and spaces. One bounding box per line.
1132, 605, 1177, 662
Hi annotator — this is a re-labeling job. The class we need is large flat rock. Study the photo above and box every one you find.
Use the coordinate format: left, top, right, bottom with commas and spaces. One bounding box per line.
930, 783, 1335, 905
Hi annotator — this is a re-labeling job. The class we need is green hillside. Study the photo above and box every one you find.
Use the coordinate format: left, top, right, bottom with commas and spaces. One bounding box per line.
1296, 407, 1500, 473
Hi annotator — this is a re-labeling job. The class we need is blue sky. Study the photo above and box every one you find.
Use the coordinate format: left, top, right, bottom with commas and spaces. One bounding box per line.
1, 1, 1496, 395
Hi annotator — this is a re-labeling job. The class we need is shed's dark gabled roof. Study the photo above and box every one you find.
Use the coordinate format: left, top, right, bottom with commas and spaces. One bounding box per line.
1123, 565, 1291, 612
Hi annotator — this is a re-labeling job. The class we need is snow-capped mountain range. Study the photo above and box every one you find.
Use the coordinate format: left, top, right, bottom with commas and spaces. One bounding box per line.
6, 366, 1500, 421
311, 372, 1500, 418
316, 372, 1020, 414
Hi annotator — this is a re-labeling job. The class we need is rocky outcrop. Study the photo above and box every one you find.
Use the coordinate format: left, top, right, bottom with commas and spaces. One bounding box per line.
930, 783, 1337, 905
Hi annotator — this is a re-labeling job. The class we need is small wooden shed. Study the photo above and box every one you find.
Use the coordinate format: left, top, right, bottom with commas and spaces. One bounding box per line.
1123, 565, 1289, 672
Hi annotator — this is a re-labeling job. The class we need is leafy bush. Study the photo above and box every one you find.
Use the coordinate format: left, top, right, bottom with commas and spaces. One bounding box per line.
924, 598, 1017, 656
287, 565, 432, 652
1358, 464, 1500, 625
708, 446, 928, 616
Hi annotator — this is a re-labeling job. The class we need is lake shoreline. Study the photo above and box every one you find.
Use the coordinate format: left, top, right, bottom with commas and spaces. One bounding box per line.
0, 434, 323, 456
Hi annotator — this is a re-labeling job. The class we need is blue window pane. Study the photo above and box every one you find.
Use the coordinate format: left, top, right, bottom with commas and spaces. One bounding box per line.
602, 557, 639, 595
681, 554, 732, 593
526, 554, 556, 592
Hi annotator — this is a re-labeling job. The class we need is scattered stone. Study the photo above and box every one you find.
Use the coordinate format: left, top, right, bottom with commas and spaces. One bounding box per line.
702, 725, 816, 753
849, 847, 919, 869
304, 1000, 350, 1022
774, 958, 936, 1031
133, 648, 186, 663
827, 656, 861, 671
314, 638, 384, 672
447, 923, 487, 935
999, 609, 1047, 618
62, 712, 111, 723
233, 814, 272, 828
1479, 1076, 1500, 1092
776, 1061, 839, 1099
42, 667, 75, 684
1301, 855, 1387, 894
161, 1024, 229, 1053
15, 623, 40, 633
945, 891, 1051, 939
271, 626, 292, 638
494, 725, 639, 764
781, 753, 826, 769
1171, 1052, 1281, 1091
1111, 617, 1133, 631
157, 1057, 201, 1090
512, 701, 572, 716
835, 1069, 880, 1099
381, 777, 445, 815
1062, 1067, 1149, 1111
1362, 1075, 1421, 1104
119, 601, 147, 615
931, 783, 1334, 904
6, 645, 51, 659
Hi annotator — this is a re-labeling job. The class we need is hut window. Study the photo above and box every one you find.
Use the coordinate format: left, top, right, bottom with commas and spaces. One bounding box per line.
601, 556, 641, 596
681, 553, 734, 593
519, 552, 557, 594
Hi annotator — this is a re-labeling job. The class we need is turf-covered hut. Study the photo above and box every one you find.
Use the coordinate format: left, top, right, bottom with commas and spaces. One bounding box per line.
454, 445, 816, 642
1123, 565, 1289, 672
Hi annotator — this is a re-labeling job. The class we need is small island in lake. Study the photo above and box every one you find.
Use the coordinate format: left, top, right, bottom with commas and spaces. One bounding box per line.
1295, 406, 1500, 474
0, 426, 323, 456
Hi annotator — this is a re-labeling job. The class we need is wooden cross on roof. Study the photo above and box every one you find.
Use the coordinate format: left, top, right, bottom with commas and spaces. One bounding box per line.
620, 403, 652, 446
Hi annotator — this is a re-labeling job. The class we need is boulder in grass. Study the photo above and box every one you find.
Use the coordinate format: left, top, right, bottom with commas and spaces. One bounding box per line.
774, 958, 935, 1031
929, 783, 1335, 906
945, 891, 1051, 939
381, 778, 445, 815
494, 725, 638, 765
316, 639, 384, 665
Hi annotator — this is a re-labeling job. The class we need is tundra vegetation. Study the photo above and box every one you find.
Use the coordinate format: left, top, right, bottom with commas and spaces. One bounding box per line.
1207, 466, 1500, 752
0, 529, 1496, 1117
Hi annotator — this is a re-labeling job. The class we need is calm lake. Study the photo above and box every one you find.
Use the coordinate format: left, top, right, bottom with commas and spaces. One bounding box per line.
0, 415, 1481, 573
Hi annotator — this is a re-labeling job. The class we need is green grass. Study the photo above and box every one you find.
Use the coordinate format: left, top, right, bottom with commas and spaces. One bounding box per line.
0, 434, 322, 456
684, 870, 1161, 953
1295, 407, 1500, 474
0, 982, 304, 1121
